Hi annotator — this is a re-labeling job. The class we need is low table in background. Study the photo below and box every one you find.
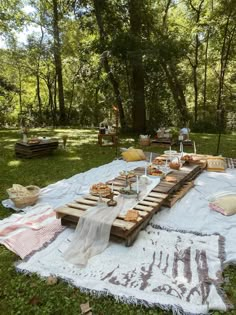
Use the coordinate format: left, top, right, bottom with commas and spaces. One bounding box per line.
15, 140, 59, 158
151, 137, 176, 146
178, 140, 193, 147
98, 133, 118, 146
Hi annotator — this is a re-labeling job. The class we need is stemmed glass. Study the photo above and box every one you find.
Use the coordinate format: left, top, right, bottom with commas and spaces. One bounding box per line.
98, 192, 103, 204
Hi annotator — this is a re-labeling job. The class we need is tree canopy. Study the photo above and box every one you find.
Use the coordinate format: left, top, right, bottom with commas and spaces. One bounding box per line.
0, 0, 236, 132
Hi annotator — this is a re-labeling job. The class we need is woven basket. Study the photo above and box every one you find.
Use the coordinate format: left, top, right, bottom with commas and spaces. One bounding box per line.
7, 185, 40, 208
139, 138, 150, 146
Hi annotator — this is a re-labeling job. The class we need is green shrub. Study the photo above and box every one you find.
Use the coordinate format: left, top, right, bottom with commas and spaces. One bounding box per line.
191, 119, 219, 133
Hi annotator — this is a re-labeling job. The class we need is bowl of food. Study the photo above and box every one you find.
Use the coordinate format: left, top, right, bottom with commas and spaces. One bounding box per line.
169, 161, 182, 170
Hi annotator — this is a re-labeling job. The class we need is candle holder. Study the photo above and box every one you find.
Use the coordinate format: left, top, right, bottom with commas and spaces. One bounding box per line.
97, 192, 104, 204
136, 191, 140, 201
107, 192, 117, 206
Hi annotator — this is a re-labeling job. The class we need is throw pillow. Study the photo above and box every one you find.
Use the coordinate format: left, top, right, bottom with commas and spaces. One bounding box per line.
122, 149, 146, 162
209, 194, 236, 216
207, 156, 226, 172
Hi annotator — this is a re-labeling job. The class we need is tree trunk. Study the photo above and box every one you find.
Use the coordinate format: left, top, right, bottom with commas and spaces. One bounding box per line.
193, 32, 200, 122
18, 67, 22, 114
216, 14, 236, 128
52, 0, 66, 125
36, 25, 44, 125
203, 28, 209, 119
93, 0, 126, 130
47, 80, 56, 126
162, 62, 189, 124
36, 74, 42, 124
128, 0, 146, 133
188, 0, 205, 122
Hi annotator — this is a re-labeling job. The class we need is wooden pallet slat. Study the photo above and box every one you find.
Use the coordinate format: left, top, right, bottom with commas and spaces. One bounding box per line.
56, 205, 136, 230
163, 181, 194, 207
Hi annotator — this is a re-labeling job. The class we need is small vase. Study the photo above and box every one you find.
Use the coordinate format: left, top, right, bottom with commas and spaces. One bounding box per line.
23, 134, 28, 143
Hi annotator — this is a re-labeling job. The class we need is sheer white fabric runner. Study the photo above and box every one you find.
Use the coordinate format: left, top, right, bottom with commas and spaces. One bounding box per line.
64, 178, 160, 266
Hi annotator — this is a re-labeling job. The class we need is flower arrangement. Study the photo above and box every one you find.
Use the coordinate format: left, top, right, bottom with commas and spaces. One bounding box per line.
21, 126, 30, 135
19, 126, 30, 143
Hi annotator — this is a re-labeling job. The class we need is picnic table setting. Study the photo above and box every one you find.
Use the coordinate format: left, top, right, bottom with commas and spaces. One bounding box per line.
1, 146, 236, 315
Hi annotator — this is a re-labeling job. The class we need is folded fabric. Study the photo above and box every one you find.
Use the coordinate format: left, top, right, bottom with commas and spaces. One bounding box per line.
207, 156, 226, 172
122, 149, 146, 162
209, 194, 236, 216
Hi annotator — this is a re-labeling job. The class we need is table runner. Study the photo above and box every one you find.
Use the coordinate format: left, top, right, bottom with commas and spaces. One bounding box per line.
64, 178, 160, 266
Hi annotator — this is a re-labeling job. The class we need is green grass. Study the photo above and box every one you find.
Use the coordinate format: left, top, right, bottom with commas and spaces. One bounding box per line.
0, 128, 236, 315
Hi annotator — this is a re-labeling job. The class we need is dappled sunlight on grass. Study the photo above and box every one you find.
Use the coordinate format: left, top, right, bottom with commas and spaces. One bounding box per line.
64, 156, 82, 161
7, 160, 21, 167
199, 135, 214, 140
2, 139, 19, 145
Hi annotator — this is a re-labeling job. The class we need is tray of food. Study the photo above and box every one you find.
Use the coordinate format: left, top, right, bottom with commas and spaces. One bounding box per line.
119, 170, 136, 179
148, 165, 166, 178
181, 154, 201, 164
90, 183, 111, 197
27, 138, 41, 144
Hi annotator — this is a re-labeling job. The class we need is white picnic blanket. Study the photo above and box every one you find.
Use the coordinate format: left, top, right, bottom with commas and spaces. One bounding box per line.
1, 159, 236, 314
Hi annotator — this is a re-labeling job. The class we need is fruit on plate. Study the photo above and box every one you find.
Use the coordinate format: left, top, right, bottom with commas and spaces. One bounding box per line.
148, 166, 165, 177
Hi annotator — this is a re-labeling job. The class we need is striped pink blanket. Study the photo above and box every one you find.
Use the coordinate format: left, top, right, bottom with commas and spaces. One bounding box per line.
0, 204, 64, 259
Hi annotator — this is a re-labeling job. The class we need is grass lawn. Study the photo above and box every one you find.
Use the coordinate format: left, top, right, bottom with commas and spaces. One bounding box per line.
0, 128, 235, 315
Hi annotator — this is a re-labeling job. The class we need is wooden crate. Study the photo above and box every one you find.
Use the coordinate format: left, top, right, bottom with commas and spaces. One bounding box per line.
15, 140, 59, 158
55, 164, 202, 246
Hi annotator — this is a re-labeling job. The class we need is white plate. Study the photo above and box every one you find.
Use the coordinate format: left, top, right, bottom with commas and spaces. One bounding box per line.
148, 174, 165, 179
164, 150, 177, 155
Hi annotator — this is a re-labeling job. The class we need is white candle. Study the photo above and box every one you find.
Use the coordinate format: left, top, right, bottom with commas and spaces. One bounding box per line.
193, 141, 196, 154
111, 182, 114, 192
169, 146, 171, 161
149, 152, 153, 164
125, 162, 128, 174
136, 175, 139, 194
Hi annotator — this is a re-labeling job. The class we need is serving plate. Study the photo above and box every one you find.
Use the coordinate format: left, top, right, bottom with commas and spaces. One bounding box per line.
164, 150, 177, 155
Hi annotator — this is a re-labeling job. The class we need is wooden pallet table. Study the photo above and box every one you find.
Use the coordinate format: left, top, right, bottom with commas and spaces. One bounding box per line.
15, 140, 59, 158
178, 140, 193, 147
55, 164, 202, 246
151, 138, 177, 146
